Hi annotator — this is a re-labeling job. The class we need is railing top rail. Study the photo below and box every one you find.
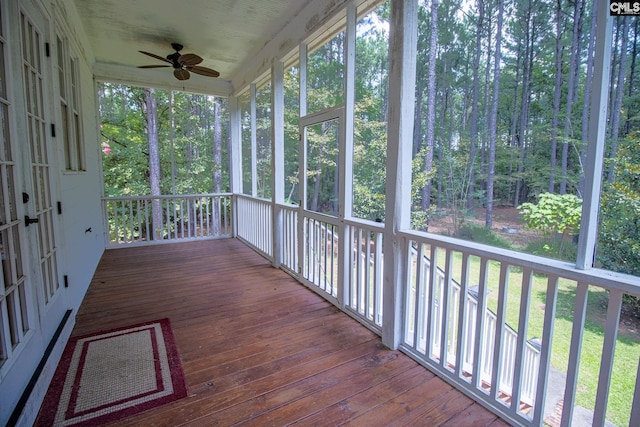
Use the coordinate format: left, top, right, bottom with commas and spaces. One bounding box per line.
400, 229, 640, 295
276, 202, 300, 210
300, 209, 341, 225
344, 216, 385, 231
102, 193, 232, 201
236, 194, 271, 203
275, 205, 385, 232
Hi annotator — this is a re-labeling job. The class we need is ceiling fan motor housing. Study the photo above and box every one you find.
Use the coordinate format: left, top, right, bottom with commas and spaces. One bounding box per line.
167, 44, 184, 68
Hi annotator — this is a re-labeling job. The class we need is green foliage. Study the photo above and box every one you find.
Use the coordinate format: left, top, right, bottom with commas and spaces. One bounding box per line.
353, 96, 387, 222
99, 83, 230, 197
411, 146, 435, 230
438, 142, 472, 234
518, 192, 582, 236
598, 134, 640, 277
307, 33, 344, 113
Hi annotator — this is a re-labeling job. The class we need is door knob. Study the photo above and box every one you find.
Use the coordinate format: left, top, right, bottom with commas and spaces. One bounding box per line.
24, 215, 39, 226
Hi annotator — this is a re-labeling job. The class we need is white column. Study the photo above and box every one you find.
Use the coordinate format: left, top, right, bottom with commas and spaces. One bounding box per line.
300, 44, 307, 119
339, 4, 356, 309
272, 60, 285, 267
229, 96, 242, 237
576, 2, 613, 270
250, 83, 258, 197
297, 44, 308, 276
342, 4, 355, 220
382, 0, 418, 349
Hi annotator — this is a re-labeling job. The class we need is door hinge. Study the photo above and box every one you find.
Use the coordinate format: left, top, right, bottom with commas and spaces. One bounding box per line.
45, 42, 50, 57
50, 123, 56, 137
64, 275, 69, 288
57, 201, 62, 215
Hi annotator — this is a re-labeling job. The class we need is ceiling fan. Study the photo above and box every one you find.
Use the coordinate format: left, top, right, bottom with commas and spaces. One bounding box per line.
138, 43, 220, 81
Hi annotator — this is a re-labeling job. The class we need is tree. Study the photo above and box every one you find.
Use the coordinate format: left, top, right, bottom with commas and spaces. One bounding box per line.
99, 83, 229, 199
421, 0, 439, 217
578, 0, 598, 197
212, 97, 223, 234
485, 0, 505, 229
548, 0, 564, 193
608, 16, 630, 183
144, 88, 163, 240
467, 0, 484, 210
599, 134, 640, 277
559, 0, 585, 195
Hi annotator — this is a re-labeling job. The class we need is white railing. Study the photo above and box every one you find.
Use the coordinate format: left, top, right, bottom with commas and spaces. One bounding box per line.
345, 218, 384, 331
300, 212, 340, 300
279, 204, 298, 273
236, 195, 272, 257
406, 247, 541, 406
400, 230, 640, 427
103, 194, 232, 247
278, 209, 385, 331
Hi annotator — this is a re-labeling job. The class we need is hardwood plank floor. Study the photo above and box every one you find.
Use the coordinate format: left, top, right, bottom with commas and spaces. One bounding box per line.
51, 239, 509, 426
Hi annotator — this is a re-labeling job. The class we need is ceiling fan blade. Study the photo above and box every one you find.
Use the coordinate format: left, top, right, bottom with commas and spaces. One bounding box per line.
188, 65, 220, 78
138, 65, 171, 69
139, 50, 171, 64
174, 69, 191, 80
179, 53, 203, 66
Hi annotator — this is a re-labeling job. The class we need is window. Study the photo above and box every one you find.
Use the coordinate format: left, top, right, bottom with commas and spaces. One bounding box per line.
255, 81, 272, 198
352, 2, 389, 221
57, 35, 85, 172
307, 31, 345, 114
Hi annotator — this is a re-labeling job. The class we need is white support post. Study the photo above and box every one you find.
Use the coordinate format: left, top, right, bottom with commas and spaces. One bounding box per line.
229, 96, 242, 237
339, 4, 356, 309
576, 1, 613, 270
300, 44, 308, 119
250, 83, 258, 198
298, 43, 308, 277
272, 60, 285, 268
382, 0, 418, 350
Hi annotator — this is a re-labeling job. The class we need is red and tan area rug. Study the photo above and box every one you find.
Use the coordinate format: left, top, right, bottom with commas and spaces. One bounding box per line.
36, 318, 187, 426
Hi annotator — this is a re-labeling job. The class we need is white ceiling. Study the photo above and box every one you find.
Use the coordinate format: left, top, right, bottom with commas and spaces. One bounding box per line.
72, 0, 315, 93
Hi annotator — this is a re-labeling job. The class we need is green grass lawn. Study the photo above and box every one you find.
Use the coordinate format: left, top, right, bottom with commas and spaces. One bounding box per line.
436, 250, 640, 426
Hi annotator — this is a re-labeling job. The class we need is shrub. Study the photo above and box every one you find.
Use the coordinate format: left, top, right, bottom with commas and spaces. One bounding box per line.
518, 192, 582, 237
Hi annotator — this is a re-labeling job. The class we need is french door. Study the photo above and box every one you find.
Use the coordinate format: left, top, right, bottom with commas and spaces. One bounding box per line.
19, 0, 66, 340
0, 0, 33, 370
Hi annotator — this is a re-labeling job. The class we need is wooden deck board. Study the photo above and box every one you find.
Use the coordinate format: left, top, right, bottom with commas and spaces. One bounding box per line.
47, 239, 508, 426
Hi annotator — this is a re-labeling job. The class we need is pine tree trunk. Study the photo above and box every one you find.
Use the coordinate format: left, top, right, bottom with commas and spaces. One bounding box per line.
485, 0, 504, 229
608, 17, 629, 183
625, 19, 638, 135
145, 88, 163, 240
467, 0, 484, 210
549, 0, 564, 193
422, 0, 439, 218
212, 97, 223, 235
578, 0, 598, 197
560, 0, 586, 194
514, 20, 532, 208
